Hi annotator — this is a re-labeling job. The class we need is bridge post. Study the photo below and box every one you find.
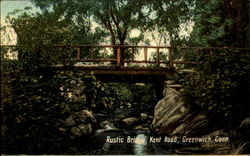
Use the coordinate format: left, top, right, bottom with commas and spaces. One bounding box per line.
144, 47, 148, 61
77, 46, 81, 60
157, 48, 160, 67
169, 48, 173, 68
117, 47, 121, 66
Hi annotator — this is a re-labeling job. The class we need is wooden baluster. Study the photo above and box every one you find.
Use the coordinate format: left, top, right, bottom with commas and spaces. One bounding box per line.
157, 48, 160, 67
90, 47, 94, 59
144, 47, 148, 62
169, 48, 173, 68
132, 48, 135, 61
77, 46, 80, 61
183, 49, 186, 63
196, 49, 200, 63
209, 50, 213, 55
117, 47, 121, 66
62, 46, 68, 67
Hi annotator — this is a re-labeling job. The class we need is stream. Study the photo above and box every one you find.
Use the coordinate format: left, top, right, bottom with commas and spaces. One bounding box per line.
90, 122, 172, 155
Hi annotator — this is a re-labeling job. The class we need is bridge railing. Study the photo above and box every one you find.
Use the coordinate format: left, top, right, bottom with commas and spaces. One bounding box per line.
2, 45, 249, 69
54, 45, 175, 68
53, 45, 207, 69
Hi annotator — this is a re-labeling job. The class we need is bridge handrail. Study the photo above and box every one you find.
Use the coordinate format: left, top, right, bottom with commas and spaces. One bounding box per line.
2, 44, 250, 50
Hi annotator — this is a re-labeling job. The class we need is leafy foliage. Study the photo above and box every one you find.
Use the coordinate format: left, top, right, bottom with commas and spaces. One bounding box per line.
180, 0, 250, 128
5, 7, 108, 74
181, 49, 250, 127
189, 0, 250, 47
151, 0, 194, 46
1, 66, 92, 154
2, 0, 250, 154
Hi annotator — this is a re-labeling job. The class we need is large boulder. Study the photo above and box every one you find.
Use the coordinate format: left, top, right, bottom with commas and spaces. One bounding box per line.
65, 115, 76, 127
78, 123, 92, 135
75, 110, 96, 123
239, 117, 250, 133
70, 123, 92, 137
150, 87, 236, 154
151, 87, 210, 136
59, 109, 96, 139
122, 117, 139, 127
237, 117, 250, 153
70, 127, 82, 137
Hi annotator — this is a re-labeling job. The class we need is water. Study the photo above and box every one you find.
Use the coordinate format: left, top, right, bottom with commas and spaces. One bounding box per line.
133, 134, 148, 155
91, 122, 171, 155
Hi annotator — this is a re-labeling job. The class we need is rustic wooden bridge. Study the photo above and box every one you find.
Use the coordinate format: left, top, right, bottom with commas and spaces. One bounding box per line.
2, 45, 249, 82
52, 45, 199, 70
50, 45, 249, 80
50, 45, 199, 82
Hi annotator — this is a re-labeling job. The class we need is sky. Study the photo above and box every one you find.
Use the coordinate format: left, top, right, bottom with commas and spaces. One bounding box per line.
0, 0, 39, 20
0, 0, 40, 45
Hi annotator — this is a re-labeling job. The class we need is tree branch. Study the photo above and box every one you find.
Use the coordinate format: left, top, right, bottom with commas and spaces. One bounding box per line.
96, 10, 116, 45
110, 7, 123, 44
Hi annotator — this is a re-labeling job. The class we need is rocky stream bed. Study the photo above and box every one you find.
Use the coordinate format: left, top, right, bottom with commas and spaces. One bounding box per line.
57, 83, 250, 154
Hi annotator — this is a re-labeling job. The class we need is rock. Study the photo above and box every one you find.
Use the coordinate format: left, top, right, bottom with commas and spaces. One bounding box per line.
151, 87, 210, 136
151, 87, 189, 134
91, 103, 97, 108
115, 114, 126, 120
114, 114, 127, 127
70, 135, 76, 139
201, 130, 231, 154
76, 110, 96, 123
178, 69, 195, 73
239, 117, 250, 129
58, 127, 67, 132
175, 147, 209, 155
70, 123, 92, 137
133, 123, 150, 131
238, 117, 250, 143
170, 113, 209, 136
165, 84, 183, 88
148, 115, 154, 120
64, 109, 96, 138
140, 113, 148, 121
65, 115, 76, 126
133, 125, 144, 130
122, 117, 139, 127
150, 86, 234, 154
78, 123, 92, 135
231, 143, 248, 155
96, 113, 108, 117
70, 127, 82, 136
165, 80, 176, 85
96, 120, 121, 134
150, 85, 243, 154
179, 88, 185, 93
100, 120, 110, 129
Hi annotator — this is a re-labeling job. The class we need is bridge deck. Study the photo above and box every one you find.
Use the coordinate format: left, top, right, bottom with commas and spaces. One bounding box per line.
51, 65, 175, 83
51, 65, 175, 75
